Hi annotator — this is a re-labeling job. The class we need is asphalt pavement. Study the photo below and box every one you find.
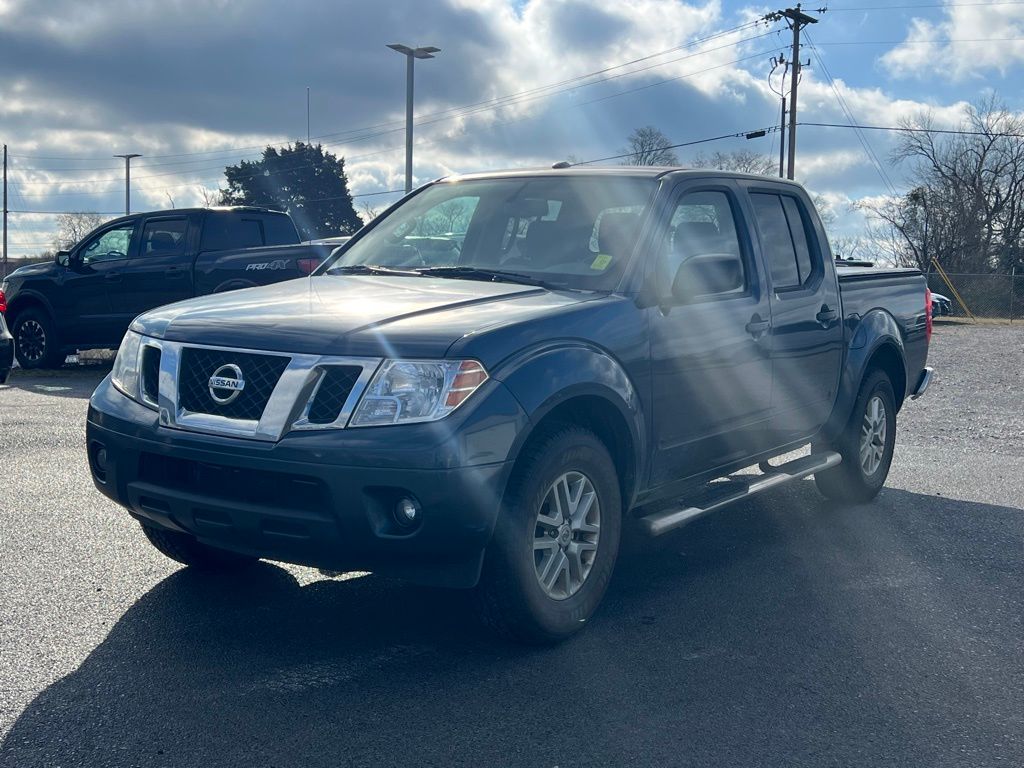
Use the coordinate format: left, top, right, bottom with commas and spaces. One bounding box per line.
0, 324, 1021, 767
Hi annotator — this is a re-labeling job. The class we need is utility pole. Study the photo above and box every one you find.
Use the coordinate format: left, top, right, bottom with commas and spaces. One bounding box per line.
113, 153, 142, 215
766, 5, 818, 180
306, 86, 311, 146
769, 54, 790, 179
2, 145, 7, 276
387, 43, 440, 194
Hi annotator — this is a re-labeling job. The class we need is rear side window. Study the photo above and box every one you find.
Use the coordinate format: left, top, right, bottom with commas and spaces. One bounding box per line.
750, 192, 819, 289
262, 214, 300, 246
201, 214, 266, 251
140, 218, 188, 257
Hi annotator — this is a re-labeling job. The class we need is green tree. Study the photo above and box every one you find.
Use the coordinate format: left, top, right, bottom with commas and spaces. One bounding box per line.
219, 142, 362, 240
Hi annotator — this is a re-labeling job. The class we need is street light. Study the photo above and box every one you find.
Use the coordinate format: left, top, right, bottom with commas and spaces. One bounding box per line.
387, 43, 440, 193
113, 153, 142, 215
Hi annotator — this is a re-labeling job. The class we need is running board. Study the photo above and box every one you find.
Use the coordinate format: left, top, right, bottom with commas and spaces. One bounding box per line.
638, 451, 843, 537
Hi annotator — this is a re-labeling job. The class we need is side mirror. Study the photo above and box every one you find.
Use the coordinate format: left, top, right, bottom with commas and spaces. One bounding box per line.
55, 250, 71, 267
671, 253, 744, 304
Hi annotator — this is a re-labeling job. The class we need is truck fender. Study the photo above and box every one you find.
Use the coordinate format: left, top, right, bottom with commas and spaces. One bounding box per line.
6, 288, 58, 326
823, 308, 908, 441
493, 342, 647, 507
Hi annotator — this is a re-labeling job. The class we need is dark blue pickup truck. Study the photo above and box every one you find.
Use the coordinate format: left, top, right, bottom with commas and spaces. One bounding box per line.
0, 206, 331, 369
86, 168, 932, 643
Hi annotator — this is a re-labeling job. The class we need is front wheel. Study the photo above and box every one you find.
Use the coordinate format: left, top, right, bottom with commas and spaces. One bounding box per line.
476, 426, 622, 644
815, 369, 897, 503
12, 308, 63, 369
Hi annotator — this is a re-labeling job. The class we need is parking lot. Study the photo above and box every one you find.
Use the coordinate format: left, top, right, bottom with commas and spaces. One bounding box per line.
0, 323, 1021, 767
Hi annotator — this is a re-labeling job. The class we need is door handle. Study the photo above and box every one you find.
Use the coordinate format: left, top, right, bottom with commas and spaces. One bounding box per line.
745, 316, 770, 338
816, 305, 839, 324
104, 271, 121, 282
166, 266, 187, 279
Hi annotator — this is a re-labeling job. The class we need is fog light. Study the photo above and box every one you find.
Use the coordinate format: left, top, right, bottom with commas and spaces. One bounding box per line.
96, 447, 108, 471
394, 496, 421, 527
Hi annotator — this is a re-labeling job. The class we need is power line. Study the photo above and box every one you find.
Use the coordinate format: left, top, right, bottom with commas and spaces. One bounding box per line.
572, 126, 779, 165
801, 121, 1024, 138
825, 1, 1024, 10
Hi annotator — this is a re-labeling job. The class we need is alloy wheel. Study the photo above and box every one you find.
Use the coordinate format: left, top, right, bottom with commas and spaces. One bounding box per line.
17, 319, 47, 364
533, 471, 601, 600
859, 395, 887, 476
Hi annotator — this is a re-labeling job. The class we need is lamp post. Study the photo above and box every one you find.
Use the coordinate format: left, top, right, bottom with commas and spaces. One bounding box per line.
387, 43, 440, 194
113, 153, 142, 215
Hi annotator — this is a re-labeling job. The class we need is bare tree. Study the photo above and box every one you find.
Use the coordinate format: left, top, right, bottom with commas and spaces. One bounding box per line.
622, 126, 679, 166
53, 212, 106, 251
197, 186, 221, 208
358, 200, 381, 225
860, 95, 1024, 273
691, 150, 775, 176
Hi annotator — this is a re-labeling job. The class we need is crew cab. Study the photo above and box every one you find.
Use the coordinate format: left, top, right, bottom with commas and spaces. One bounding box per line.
86, 168, 932, 643
0, 206, 333, 369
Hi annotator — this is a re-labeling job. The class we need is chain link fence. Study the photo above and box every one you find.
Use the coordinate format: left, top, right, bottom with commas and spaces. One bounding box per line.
927, 272, 1024, 322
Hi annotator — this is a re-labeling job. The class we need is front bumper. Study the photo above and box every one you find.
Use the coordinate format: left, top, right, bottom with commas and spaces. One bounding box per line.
87, 375, 526, 587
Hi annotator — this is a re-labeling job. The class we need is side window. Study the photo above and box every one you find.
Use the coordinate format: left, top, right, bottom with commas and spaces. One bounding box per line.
659, 190, 746, 302
200, 215, 264, 251
781, 196, 816, 283
80, 223, 134, 264
262, 214, 300, 246
750, 193, 819, 289
140, 218, 188, 257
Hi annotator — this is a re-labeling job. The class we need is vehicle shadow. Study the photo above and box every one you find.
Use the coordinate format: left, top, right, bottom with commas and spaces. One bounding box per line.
0, 363, 111, 400
1, 484, 1021, 767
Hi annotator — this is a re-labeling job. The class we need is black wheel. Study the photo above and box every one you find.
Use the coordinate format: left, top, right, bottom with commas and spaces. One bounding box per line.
476, 426, 622, 644
12, 308, 63, 369
814, 369, 897, 503
140, 523, 257, 571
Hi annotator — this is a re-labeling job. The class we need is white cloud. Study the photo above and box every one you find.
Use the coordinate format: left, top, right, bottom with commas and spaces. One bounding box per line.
881, 2, 1024, 80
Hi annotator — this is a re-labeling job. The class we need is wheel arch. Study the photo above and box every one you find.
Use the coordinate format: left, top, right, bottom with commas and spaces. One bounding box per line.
6, 290, 56, 326
496, 343, 646, 510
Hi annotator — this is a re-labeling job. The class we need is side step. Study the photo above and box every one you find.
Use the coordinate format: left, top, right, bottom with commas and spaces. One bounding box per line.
637, 451, 842, 536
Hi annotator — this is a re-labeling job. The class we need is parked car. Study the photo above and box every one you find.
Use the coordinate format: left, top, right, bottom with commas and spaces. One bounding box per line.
0, 207, 332, 369
0, 311, 12, 383
86, 168, 932, 643
931, 291, 952, 316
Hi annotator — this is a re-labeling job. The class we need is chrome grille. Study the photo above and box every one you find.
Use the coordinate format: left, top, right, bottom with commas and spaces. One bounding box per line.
307, 366, 363, 424
178, 347, 290, 421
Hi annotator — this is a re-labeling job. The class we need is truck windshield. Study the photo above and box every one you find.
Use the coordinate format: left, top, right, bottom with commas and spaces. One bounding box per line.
325, 176, 657, 290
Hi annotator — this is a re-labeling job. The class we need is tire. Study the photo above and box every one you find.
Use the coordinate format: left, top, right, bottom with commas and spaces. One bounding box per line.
476, 425, 622, 644
12, 308, 63, 369
140, 523, 257, 571
814, 369, 897, 503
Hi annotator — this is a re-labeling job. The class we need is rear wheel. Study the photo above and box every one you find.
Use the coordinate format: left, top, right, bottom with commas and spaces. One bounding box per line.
12, 308, 63, 369
140, 523, 257, 571
814, 369, 897, 503
476, 426, 621, 644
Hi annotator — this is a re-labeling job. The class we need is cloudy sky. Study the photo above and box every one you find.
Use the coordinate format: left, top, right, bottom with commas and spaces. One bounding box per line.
1, 0, 1022, 257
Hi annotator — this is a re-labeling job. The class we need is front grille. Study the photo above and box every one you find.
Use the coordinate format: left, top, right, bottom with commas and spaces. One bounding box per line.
307, 365, 362, 424
139, 453, 328, 513
141, 345, 161, 405
178, 347, 290, 421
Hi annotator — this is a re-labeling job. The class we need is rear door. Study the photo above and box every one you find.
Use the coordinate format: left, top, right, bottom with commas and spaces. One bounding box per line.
743, 184, 843, 442
115, 214, 198, 324
647, 181, 775, 486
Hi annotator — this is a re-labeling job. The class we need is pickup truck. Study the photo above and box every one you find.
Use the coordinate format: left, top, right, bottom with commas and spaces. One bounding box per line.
86, 168, 933, 643
0, 206, 332, 369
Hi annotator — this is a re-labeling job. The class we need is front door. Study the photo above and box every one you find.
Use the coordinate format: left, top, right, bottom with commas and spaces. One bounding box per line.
647, 183, 774, 486
743, 186, 843, 442
62, 220, 138, 346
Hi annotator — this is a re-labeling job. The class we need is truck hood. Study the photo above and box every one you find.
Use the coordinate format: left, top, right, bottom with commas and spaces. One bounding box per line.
5, 261, 58, 280
132, 274, 595, 358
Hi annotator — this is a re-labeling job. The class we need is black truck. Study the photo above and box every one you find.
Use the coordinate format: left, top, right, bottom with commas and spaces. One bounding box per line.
86, 168, 933, 643
0, 206, 333, 369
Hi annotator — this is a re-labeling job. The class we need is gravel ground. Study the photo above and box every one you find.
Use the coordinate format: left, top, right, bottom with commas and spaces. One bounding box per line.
0, 323, 1021, 768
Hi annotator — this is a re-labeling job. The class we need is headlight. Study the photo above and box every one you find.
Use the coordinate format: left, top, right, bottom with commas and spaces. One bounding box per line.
350, 359, 488, 427
111, 331, 143, 401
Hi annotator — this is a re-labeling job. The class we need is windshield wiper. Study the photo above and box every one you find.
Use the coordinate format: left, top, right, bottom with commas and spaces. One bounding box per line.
413, 266, 560, 289
327, 264, 421, 277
